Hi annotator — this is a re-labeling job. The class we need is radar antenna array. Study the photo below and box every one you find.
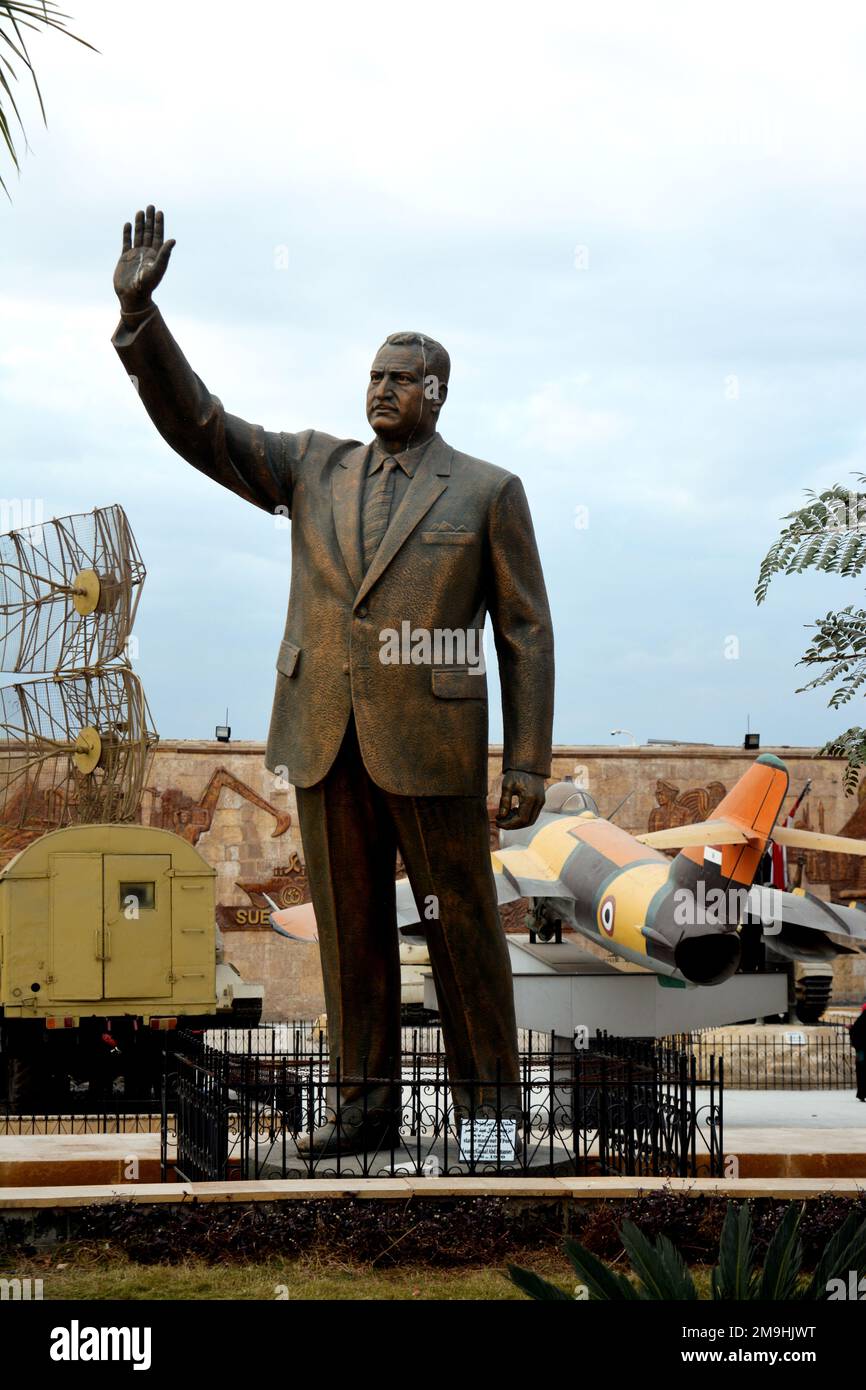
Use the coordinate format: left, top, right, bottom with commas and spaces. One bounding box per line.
0, 504, 145, 673
0, 505, 157, 829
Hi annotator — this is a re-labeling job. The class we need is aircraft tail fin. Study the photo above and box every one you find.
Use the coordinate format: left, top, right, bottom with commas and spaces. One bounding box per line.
668, 752, 789, 893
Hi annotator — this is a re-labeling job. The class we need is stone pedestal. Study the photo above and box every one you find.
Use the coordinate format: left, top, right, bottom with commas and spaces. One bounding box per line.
244, 1124, 580, 1179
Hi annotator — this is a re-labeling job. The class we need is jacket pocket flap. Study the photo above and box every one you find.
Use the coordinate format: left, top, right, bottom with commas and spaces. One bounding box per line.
276, 639, 301, 678
431, 668, 487, 698
420, 531, 476, 545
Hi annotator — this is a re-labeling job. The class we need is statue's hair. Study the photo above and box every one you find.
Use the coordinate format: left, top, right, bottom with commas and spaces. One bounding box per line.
379, 331, 451, 387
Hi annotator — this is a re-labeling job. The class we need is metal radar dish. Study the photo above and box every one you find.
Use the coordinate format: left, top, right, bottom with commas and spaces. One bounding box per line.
0, 505, 157, 832
0, 504, 145, 673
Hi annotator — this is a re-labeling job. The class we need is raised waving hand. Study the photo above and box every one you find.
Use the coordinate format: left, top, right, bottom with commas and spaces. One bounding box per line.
113, 205, 175, 313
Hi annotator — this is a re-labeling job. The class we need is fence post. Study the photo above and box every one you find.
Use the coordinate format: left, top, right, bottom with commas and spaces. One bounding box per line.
159, 1052, 168, 1183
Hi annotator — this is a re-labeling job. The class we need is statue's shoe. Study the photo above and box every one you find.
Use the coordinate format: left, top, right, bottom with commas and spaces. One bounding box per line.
295, 1117, 402, 1158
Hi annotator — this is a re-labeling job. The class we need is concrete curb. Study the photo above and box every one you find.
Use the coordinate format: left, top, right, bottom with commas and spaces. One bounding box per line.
1, 1174, 865, 1208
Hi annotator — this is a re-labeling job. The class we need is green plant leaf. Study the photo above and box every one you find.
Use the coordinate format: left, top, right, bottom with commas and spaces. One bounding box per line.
711, 1201, 756, 1300
619, 1220, 698, 1300
562, 1237, 641, 1300
755, 476, 866, 789
756, 482, 866, 603
804, 1213, 866, 1300
506, 1264, 574, 1301
755, 1203, 803, 1302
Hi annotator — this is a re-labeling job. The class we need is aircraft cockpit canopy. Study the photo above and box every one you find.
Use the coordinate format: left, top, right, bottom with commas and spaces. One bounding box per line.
543, 780, 599, 816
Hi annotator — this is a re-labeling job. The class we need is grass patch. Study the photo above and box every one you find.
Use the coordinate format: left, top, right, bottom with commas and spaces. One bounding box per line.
4, 1246, 578, 1301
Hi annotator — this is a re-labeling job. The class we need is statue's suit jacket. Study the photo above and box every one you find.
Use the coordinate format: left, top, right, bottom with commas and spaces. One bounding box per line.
113, 308, 555, 797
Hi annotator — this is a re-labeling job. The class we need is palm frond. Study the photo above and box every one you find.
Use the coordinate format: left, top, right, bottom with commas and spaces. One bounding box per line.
0, 2, 97, 195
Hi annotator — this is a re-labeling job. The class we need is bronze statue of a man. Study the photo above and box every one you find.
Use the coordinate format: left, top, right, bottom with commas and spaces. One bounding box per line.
112, 206, 555, 1154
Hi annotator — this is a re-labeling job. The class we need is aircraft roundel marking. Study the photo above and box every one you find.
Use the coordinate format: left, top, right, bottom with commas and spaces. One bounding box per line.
599, 894, 616, 936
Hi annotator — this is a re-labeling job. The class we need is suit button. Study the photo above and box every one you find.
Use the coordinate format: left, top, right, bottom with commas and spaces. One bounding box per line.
357, 606, 368, 619
342, 663, 350, 674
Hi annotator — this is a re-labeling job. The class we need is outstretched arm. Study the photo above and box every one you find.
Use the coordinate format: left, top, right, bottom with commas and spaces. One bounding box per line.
112, 206, 302, 515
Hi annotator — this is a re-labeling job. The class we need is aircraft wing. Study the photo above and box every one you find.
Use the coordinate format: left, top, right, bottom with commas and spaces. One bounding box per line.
492, 846, 572, 901
637, 820, 866, 858
264, 895, 319, 943
395, 865, 523, 926
266, 887, 422, 937
747, 885, 866, 943
635, 819, 752, 849
772, 826, 866, 856
267, 869, 523, 940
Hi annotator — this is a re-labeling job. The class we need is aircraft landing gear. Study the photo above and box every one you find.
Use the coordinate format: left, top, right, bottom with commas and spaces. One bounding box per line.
528, 904, 563, 945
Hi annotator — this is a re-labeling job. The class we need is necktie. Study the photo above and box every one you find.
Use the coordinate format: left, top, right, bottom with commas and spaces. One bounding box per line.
362, 457, 399, 571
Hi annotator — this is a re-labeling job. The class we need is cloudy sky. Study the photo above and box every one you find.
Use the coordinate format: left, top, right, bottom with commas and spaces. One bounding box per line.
2, 1, 865, 751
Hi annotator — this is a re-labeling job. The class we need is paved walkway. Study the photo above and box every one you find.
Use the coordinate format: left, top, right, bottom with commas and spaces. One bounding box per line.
699, 1088, 866, 1133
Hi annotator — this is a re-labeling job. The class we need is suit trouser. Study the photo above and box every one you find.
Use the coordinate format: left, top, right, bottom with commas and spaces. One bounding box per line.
294, 711, 521, 1121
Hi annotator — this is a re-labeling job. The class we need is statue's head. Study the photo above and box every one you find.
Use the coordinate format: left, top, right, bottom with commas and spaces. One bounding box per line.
366, 331, 450, 447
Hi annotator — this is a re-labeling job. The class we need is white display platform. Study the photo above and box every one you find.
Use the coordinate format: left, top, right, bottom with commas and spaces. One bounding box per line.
422, 935, 789, 1040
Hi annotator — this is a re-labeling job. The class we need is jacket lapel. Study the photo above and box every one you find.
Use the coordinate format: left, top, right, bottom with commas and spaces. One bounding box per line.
332, 443, 368, 592
354, 434, 453, 609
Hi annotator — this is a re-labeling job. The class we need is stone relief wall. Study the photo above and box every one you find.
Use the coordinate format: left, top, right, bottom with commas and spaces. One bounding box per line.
135, 742, 866, 1018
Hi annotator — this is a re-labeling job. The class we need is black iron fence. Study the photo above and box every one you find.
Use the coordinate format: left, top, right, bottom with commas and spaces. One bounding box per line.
0, 1110, 162, 1136
167, 1028, 723, 1182
4, 1018, 859, 1139
668, 1025, 857, 1090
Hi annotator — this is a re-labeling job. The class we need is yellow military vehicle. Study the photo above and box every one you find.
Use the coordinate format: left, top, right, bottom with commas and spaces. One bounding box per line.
0, 822, 261, 1107
0, 505, 263, 1108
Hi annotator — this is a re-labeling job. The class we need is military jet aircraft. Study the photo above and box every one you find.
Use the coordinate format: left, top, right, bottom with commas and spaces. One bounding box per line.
488, 752, 866, 985
268, 753, 866, 987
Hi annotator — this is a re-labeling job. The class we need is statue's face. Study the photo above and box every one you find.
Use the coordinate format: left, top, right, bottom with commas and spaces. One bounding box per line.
366, 345, 444, 443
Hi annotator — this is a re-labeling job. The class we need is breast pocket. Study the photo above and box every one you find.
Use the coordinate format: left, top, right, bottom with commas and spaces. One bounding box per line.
276, 639, 301, 678
420, 531, 477, 545
431, 668, 487, 699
